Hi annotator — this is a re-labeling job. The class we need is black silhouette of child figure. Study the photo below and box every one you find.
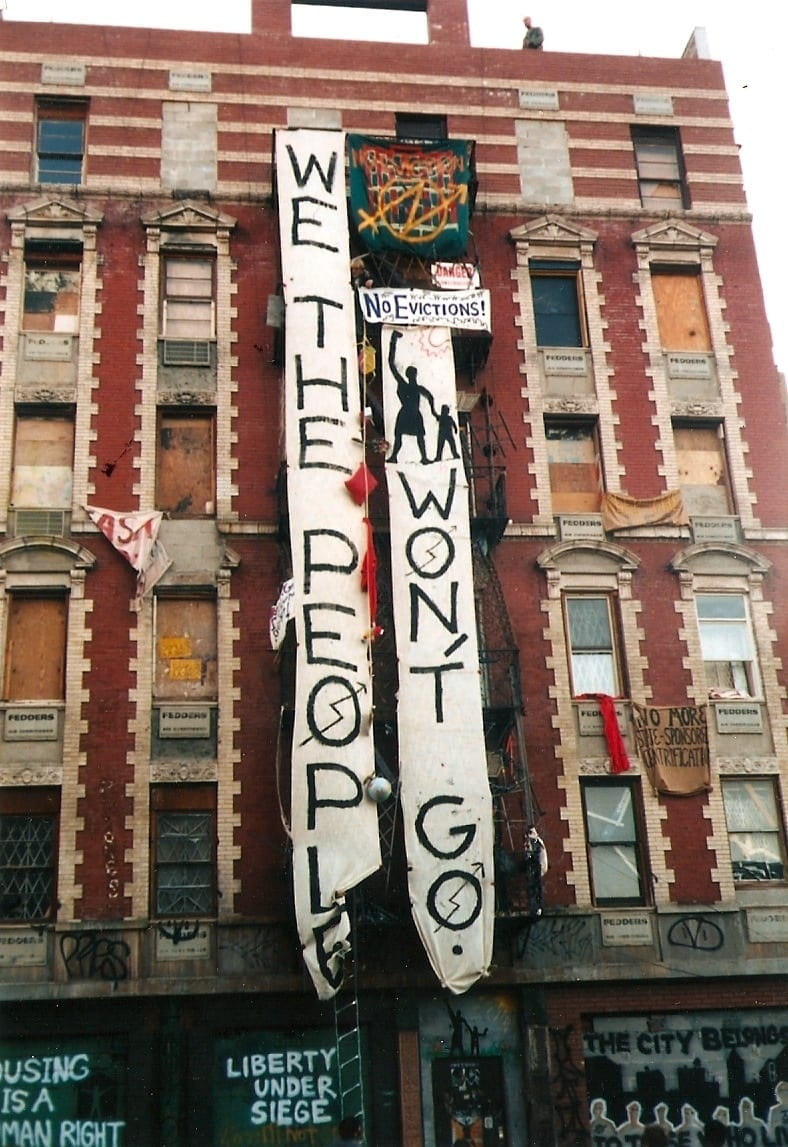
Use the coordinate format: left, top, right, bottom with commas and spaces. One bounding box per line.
435, 403, 460, 461
388, 329, 438, 464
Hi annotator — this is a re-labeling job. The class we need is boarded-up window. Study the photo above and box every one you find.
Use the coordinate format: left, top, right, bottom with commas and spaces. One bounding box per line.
156, 410, 215, 517
652, 270, 710, 351
162, 257, 214, 339
3, 595, 67, 701
546, 420, 601, 512
11, 412, 74, 509
674, 423, 730, 516
632, 127, 688, 209
515, 120, 573, 206
23, 260, 80, 333
155, 597, 217, 701
161, 102, 218, 193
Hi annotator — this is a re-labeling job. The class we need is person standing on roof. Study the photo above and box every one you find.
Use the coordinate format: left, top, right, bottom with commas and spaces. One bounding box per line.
523, 16, 544, 49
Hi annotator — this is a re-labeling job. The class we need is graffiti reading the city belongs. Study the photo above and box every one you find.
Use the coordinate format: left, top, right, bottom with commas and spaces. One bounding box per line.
585, 1010, 788, 1146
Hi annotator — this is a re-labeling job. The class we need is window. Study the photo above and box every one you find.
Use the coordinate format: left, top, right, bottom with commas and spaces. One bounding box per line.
2, 594, 67, 701
23, 255, 81, 333
582, 780, 646, 906
696, 593, 758, 698
161, 257, 214, 340
723, 779, 786, 884
565, 595, 621, 697
11, 409, 75, 513
155, 596, 217, 702
35, 101, 87, 185
0, 789, 59, 921
546, 420, 602, 512
530, 262, 585, 347
151, 785, 215, 917
395, 112, 447, 141
674, 423, 731, 517
652, 268, 710, 352
632, 126, 688, 209
156, 410, 215, 517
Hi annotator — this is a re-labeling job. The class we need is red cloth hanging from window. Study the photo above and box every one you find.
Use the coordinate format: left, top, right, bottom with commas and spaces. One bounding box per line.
579, 693, 630, 774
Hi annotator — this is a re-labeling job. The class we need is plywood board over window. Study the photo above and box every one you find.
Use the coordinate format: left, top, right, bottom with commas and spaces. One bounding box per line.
2, 595, 67, 701
674, 423, 730, 515
652, 270, 710, 351
155, 597, 217, 701
11, 413, 74, 509
156, 410, 215, 517
546, 421, 601, 512
23, 262, 80, 333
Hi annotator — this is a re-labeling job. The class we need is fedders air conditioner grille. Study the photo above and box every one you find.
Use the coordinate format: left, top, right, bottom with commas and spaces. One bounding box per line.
14, 509, 67, 536
162, 340, 211, 366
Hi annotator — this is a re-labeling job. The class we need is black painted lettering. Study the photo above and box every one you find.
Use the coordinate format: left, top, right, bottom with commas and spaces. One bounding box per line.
307, 846, 334, 913
303, 530, 358, 593
427, 869, 482, 931
409, 581, 459, 642
416, 795, 477, 858
291, 196, 338, 252
397, 468, 458, 520
306, 762, 364, 829
293, 295, 342, 349
410, 661, 464, 723
299, 416, 351, 473
405, 527, 455, 580
303, 603, 358, 670
285, 145, 338, 192
296, 354, 349, 412
306, 676, 361, 747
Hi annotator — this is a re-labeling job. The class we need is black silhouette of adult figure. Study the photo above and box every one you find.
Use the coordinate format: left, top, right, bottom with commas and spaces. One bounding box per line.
388, 329, 437, 464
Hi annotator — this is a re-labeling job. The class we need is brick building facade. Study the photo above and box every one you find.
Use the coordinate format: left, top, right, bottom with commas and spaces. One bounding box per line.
1, 2, 787, 1144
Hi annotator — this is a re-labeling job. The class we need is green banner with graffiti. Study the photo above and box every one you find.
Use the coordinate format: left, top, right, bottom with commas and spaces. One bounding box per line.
347, 135, 474, 257
214, 1027, 367, 1147
0, 1038, 127, 1145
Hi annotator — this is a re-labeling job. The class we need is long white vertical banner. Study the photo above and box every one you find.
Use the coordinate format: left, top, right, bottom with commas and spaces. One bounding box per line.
382, 326, 494, 994
276, 129, 381, 999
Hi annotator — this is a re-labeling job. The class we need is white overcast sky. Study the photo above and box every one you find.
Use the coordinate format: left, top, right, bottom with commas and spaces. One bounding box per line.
6, 0, 787, 379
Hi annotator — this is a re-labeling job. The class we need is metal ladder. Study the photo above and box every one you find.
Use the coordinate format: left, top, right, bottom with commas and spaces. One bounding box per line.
333, 897, 365, 1123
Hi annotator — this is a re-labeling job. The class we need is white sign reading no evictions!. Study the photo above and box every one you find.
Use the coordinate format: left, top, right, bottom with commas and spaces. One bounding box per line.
276, 128, 381, 1001
359, 287, 491, 332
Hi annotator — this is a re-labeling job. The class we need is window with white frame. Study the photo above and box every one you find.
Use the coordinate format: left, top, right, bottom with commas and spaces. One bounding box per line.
565, 595, 621, 697
582, 779, 646, 906
161, 257, 214, 340
696, 593, 758, 698
722, 778, 786, 884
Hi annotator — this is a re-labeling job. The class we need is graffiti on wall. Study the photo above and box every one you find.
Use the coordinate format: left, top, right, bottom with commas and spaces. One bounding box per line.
585, 1011, 788, 1145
